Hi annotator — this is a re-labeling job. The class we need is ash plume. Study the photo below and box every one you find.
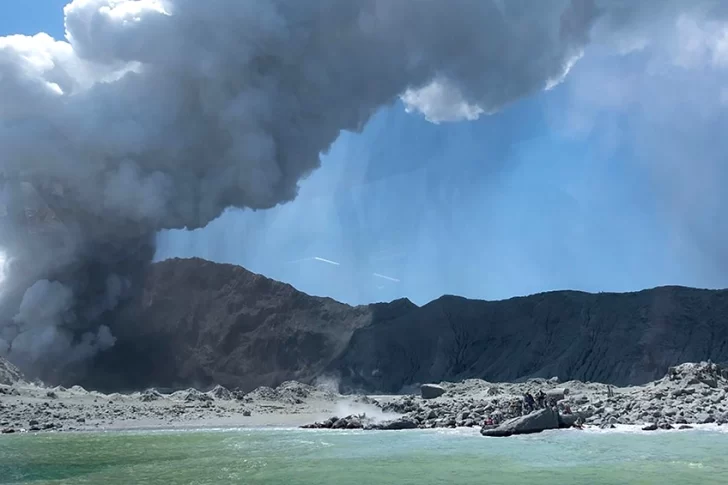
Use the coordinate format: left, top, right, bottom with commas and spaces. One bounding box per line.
0, 0, 718, 380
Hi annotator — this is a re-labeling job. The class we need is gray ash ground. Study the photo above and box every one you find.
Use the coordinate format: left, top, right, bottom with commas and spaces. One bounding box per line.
1, 358, 727, 435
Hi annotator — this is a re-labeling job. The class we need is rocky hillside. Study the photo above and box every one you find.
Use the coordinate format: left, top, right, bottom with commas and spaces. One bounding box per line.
82, 258, 383, 392
77, 258, 728, 393
333, 288, 728, 392
0, 357, 24, 386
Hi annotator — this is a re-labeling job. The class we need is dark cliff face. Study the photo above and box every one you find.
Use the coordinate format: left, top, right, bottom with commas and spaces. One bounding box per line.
79, 258, 728, 392
81, 258, 375, 392
332, 287, 728, 392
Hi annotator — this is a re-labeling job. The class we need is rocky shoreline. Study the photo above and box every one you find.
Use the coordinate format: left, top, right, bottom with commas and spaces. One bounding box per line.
301, 362, 728, 435
2, 358, 727, 436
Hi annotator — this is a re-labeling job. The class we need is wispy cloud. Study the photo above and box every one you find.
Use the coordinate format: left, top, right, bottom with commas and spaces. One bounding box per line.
373, 273, 401, 283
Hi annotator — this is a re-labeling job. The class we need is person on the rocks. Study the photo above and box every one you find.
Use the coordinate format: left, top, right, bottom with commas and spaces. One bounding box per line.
574, 416, 584, 429
525, 392, 535, 413
521, 394, 530, 414
536, 390, 546, 409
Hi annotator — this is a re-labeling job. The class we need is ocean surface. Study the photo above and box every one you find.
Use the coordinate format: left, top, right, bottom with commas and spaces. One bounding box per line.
1, 427, 727, 484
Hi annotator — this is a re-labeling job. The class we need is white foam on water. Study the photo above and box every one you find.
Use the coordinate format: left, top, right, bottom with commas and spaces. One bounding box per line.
580, 423, 728, 435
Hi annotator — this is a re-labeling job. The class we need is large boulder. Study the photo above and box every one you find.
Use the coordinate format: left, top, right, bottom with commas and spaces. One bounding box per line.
545, 388, 569, 401
365, 417, 419, 430
481, 408, 560, 437
557, 412, 583, 428
421, 384, 446, 399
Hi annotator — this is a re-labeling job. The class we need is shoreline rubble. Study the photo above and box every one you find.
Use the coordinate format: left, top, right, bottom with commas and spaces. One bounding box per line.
300, 361, 728, 436
1, 359, 727, 437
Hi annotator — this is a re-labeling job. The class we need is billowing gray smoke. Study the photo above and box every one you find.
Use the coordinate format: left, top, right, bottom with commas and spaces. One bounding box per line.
0, 0, 718, 379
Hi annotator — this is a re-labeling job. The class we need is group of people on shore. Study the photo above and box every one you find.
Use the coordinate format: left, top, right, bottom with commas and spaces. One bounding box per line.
521, 390, 556, 414
481, 388, 586, 429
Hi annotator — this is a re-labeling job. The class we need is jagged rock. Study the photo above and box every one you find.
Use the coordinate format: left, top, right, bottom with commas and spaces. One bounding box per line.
698, 414, 715, 424
140, 389, 163, 402
0, 357, 24, 386
209, 385, 232, 400
481, 408, 560, 437
178, 389, 212, 402
45, 391, 57, 399
421, 384, 445, 399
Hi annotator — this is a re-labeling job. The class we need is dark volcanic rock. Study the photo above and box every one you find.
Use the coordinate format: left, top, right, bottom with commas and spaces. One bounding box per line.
63, 259, 728, 393
365, 417, 419, 430
421, 384, 446, 399
85, 258, 378, 392
301, 414, 366, 430
481, 408, 561, 437
333, 287, 728, 392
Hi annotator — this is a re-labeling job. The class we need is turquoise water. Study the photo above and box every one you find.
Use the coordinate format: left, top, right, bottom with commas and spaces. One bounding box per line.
2, 427, 727, 484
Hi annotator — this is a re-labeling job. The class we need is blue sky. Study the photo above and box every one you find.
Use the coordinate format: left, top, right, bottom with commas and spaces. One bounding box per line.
5, 0, 728, 306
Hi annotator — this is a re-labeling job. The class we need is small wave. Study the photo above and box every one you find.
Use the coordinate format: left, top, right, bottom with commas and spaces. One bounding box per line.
580, 423, 728, 435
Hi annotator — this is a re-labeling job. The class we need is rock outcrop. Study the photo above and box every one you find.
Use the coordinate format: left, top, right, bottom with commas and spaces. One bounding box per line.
480, 408, 561, 437
56, 258, 728, 393
0, 357, 24, 386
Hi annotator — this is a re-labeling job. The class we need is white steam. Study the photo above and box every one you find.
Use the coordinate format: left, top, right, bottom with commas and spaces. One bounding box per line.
0, 0, 724, 378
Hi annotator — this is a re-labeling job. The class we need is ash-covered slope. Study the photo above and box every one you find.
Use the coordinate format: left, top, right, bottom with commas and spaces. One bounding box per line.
79, 258, 728, 393
333, 288, 728, 392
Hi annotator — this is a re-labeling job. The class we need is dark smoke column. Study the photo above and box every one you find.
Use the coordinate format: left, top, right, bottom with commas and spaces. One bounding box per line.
0, 0, 605, 381
0, 177, 156, 380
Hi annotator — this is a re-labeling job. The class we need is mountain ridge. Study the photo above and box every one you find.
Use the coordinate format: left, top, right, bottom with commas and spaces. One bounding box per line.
57, 258, 728, 393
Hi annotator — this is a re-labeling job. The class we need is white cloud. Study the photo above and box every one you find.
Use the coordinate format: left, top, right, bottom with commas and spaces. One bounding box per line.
401, 78, 485, 123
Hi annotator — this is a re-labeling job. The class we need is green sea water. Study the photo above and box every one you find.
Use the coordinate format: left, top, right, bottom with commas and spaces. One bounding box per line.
1, 427, 727, 484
